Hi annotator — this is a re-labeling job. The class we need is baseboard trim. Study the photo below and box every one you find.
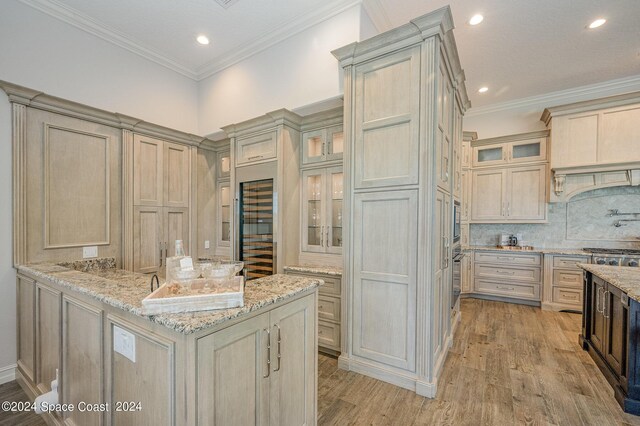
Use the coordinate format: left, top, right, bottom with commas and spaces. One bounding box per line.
0, 364, 16, 385
541, 301, 582, 313
463, 293, 541, 307
416, 378, 437, 398
15, 369, 62, 426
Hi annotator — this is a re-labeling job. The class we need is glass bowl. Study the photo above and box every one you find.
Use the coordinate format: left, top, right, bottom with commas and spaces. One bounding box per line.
198, 260, 244, 281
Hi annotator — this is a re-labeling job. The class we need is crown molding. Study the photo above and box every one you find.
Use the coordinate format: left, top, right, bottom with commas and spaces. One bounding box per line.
195, 0, 363, 80
19, 0, 198, 79
472, 129, 549, 148
361, 0, 393, 33
19, 0, 362, 82
466, 74, 640, 117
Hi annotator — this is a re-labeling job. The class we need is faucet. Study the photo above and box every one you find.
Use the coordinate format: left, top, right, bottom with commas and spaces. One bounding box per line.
150, 274, 160, 293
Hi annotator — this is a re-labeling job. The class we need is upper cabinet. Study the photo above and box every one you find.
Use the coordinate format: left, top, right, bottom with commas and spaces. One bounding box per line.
133, 134, 190, 208
217, 150, 230, 179
302, 125, 344, 165
235, 131, 278, 166
301, 167, 343, 255
472, 134, 547, 168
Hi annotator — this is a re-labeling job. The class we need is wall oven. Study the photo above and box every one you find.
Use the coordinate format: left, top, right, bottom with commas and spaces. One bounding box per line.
453, 201, 461, 244
452, 246, 464, 308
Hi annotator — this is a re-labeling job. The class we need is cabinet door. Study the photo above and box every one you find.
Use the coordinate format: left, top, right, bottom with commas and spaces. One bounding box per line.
197, 312, 270, 425
164, 142, 190, 208
506, 165, 546, 221
217, 182, 231, 248
133, 134, 164, 206
461, 140, 471, 168
326, 166, 343, 255
471, 169, 506, 221
217, 150, 230, 179
301, 169, 325, 253
508, 138, 547, 164
604, 285, 628, 379
436, 62, 452, 191
133, 206, 163, 274
326, 125, 344, 162
302, 129, 325, 165
452, 104, 463, 200
591, 277, 606, 353
36, 284, 61, 394
461, 254, 472, 293
269, 295, 316, 426
165, 207, 190, 258
17, 274, 36, 383
236, 131, 277, 165
461, 170, 470, 222
473, 144, 505, 168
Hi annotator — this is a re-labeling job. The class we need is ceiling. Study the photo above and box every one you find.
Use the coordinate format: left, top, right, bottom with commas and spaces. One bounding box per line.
19, 0, 640, 109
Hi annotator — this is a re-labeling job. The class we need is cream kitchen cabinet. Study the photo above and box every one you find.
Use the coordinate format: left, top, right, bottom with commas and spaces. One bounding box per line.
301, 166, 343, 255
472, 251, 542, 302
461, 252, 472, 294
461, 169, 471, 222
133, 206, 189, 274
217, 181, 231, 248
302, 125, 343, 165
235, 131, 278, 166
436, 59, 454, 193
473, 136, 547, 168
197, 293, 316, 425
471, 164, 547, 223
542, 254, 590, 312
217, 150, 230, 179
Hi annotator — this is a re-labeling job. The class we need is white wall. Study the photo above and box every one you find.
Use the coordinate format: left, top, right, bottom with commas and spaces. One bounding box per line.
197, 5, 364, 135
0, 0, 199, 380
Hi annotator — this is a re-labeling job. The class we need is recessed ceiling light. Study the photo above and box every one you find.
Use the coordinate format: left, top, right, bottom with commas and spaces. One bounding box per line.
469, 14, 484, 26
196, 35, 210, 45
588, 18, 606, 29
478, 87, 489, 93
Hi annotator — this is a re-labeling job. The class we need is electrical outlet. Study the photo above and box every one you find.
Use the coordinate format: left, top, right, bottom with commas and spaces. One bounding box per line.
113, 325, 136, 363
83, 246, 98, 258
204, 240, 210, 249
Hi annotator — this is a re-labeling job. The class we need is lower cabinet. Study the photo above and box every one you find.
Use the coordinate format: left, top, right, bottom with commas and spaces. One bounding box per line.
581, 273, 638, 414
542, 254, 589, 312
197, 294, 316, 425
471, 251, 542, 302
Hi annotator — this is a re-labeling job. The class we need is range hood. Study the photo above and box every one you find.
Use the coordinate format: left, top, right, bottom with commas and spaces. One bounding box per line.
541, 91, 640, 202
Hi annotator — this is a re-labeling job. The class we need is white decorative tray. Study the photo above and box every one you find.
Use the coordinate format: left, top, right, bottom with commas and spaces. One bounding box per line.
142, 276, 244, 315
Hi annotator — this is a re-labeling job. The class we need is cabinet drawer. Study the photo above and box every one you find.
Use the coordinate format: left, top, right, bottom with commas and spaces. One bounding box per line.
475, 279, 540, 300
553, 256, 588, 269
553, 270, 583, 288
318, 295, 341, 322
285, 272, 342, 296
474, 251, 541, 266
318, 320, 340, 350
475, 264, 541, 283
552, 287, 582, 306
235, 132, 277, 165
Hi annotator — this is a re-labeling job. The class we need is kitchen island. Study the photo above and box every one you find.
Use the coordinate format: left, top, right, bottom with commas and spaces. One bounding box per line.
16, 260, 320, 425
579, 263, 640, 415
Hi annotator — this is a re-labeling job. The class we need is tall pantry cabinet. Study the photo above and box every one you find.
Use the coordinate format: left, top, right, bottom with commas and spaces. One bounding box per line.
332, 6, 470, 396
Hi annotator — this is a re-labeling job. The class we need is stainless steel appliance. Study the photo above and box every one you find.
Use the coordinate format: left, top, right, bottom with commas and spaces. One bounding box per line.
452, 246, 464, 308
239, 178, 275, 279
582, 248, 640, 267
453, 201, 461, 244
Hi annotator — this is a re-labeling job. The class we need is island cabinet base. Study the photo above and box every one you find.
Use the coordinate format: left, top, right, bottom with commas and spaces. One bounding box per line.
580, 272, 640, 415
16, 269, 318, 426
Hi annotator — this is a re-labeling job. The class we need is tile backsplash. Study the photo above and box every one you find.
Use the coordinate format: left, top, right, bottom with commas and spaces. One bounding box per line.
470, 186, 640, 249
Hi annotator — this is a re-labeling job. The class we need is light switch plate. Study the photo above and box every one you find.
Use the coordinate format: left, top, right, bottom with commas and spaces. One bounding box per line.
83, 246, 98, 259
113, 325, 136, 363
204, 240, 210, 249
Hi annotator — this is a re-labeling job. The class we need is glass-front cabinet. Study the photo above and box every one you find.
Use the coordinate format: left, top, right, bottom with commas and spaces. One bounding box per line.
301, 166, 343, 254
473, 137, 547, 167
302, 125, 344, 165
217, 150, 230, 179
217, 182, 231, 247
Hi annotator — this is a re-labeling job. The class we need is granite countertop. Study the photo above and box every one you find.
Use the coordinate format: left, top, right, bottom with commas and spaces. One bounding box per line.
464, 245, 591, 256
579, 264, 640, 303
17, 262, 321, 335
283, 264, 342, 276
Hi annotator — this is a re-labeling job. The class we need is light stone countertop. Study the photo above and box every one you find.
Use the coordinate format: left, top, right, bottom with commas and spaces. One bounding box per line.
17, 263, 321, 335
463, 245, 592, 256
579, 263, 640, 303
283, 264, 342, 276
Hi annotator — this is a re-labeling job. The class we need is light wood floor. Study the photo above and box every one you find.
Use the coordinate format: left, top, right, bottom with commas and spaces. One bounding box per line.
318, 298, 640, 425
2, 298, 639, 425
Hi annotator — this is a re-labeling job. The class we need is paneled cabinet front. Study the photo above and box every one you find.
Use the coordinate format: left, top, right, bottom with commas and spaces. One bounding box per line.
301, 167, 343, 255
197, 294, 316, 425
302, 125, 344, 165
235, 131, 277, 166
471, 164, 547, 223
473, 137, 547, 168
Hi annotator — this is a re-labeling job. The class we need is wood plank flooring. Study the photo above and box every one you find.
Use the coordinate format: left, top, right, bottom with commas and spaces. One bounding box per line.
2, 298, 638, 425
318, 298, 640, 425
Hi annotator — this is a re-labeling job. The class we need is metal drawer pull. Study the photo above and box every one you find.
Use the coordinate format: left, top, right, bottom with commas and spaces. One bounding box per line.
263, 328, 271, 378
273, 324, 281, 372
596, 287, 603, 314
603, 291, 610, 319
496, 285, 515, 291
248, 155, 264, 160
496, 270, 515, 275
